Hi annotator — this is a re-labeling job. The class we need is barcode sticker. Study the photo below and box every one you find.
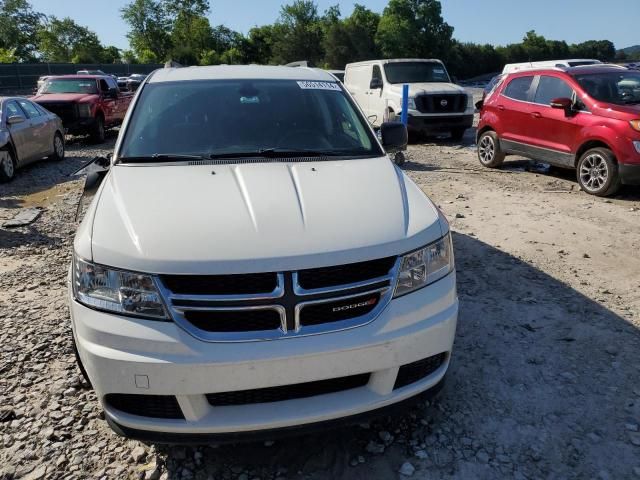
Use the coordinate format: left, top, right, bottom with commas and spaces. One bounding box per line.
297, 81, 341, 91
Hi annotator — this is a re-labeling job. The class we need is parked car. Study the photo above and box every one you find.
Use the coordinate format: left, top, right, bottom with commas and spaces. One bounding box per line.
32, 75, 134, 143
476, 65, 640, 196
345, 59, 474, 140
77, 69, 106, 76
69, 65, 458, 441
0, 97, 65, 183
502, 59, 602, 74
125, 73, 147, 91
117, 76, 130, 91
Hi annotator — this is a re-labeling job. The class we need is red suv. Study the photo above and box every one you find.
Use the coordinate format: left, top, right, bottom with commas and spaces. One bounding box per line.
476, 65, 640, 196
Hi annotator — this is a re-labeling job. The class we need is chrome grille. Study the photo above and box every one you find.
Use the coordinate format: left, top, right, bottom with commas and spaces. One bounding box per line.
157, 257, 399, 342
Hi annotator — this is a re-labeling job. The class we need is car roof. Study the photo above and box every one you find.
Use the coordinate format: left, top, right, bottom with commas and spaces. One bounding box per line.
148, 65, 336, 84
346, 58, 443, 67
507, 65, 627, 77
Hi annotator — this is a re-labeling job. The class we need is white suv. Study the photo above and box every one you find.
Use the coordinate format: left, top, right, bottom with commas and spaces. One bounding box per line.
69, 65, 458, 441
345, 58, 474, 140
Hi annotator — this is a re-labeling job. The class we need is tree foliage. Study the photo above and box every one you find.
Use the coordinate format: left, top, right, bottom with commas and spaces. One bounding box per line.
0, 0, 43, 61
38, 16, 106, 63
121, 0, 172, 63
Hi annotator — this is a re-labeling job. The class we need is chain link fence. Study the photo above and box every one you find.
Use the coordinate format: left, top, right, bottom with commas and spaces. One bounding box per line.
0, 63, 163, 95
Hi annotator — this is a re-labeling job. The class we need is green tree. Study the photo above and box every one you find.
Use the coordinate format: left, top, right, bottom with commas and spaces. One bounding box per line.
571, 40, 616, 61
344, 5, 380, 61
271, 0, 324, 65
376, 0, 453, 59
121, 0, 172, 62
163, 0, 209, 17
37, 16, 104, 63
244, 25, 276, 64
0, 47, 17, 63
101, 45, 121, 63
170, 13, 214, 64
121, 49, 140, 64
0, 0, 43, 61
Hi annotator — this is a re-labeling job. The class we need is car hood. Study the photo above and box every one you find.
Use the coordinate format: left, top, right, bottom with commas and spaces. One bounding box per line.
388, 83, 467, 97
31, 93, 98, 103
88, 157, 444, 274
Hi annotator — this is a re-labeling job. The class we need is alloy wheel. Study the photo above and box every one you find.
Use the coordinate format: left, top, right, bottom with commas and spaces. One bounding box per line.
1, 153, 14, 178
478, 135, 495, 164
579, 154, 609, 193
54, 135, 64, 158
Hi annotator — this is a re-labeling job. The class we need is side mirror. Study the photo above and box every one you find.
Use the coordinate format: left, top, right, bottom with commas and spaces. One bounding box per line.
369, 78, 383, 90
550, 97, 572, 110
380, 121, 408, 152
7, 115, 26, 125
475, 100, 484, 110
107, 87, 118, 98
73, 155, 111, 222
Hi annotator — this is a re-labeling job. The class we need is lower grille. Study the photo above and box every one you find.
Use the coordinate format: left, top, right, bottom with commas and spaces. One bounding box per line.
299, 292, 381, 326
184, 309, 282, 332
394, 353, 446, 389
415, 94, 466, 114
206, 373, 370, 406
105, 394, 184, 419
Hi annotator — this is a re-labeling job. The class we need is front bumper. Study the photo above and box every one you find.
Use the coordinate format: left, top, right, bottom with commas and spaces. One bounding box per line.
64, 118, 96, 135
407, 114, 474, 134
619, 162, 640, 185
70, 272, 458, 437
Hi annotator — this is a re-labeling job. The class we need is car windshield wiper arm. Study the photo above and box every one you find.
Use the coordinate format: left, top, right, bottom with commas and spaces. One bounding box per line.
118, 153, 207, 163
208, 148, 354, 159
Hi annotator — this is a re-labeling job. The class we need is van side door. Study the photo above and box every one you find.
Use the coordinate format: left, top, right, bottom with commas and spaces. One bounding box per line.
345, 64, 373, 120
367, 65, 386, 126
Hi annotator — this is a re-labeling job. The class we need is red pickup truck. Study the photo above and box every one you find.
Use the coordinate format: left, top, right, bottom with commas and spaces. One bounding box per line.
32, 75, 135, 143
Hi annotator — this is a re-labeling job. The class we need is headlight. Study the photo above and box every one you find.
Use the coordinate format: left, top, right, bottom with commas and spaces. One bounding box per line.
630, 120, 640, 132
73, 256, 168, 320
467, 94, 474, 109
394, 234, 454, 297
78, 104, 92, 117
407, 97, 416, 110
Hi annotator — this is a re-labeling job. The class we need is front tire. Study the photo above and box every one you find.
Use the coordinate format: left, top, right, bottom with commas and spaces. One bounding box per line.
50, 132, 65, 161
91, 115, 105, 144
0, 149, 16, 183
477, 131, 505, 168
576, 147, 620, 197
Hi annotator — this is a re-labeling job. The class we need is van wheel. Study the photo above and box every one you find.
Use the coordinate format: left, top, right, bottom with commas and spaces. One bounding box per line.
50, 132, 65, 161
577, 147, 620, 197
91, 115, 105, 144
0, 149, 16, 183
477, 131, 505, 168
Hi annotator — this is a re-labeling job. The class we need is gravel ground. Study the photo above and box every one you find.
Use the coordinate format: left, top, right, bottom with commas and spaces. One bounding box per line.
1, 119, 640, 480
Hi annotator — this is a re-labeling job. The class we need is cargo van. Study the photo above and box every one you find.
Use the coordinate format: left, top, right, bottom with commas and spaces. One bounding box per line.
344, 59, 474, 140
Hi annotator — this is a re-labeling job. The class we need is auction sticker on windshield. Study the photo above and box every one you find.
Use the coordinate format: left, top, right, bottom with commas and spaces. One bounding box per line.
297, 81, 341, 91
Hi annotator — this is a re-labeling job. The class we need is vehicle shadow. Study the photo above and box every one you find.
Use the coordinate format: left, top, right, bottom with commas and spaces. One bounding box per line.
152, 232, 640, 480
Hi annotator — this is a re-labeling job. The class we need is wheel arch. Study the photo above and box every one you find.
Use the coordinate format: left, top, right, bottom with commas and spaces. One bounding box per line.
575, 139, 616, 167
476, 125, 495, 143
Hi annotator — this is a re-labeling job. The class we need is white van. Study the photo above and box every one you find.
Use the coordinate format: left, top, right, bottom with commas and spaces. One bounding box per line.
344, 59, 474, 140
502, 59, 602, 74
69, 65, 458, 441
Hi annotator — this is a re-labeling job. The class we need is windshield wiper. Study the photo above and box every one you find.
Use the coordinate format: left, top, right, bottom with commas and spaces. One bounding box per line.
208, 148, 356, 159
119, 153, 206, 163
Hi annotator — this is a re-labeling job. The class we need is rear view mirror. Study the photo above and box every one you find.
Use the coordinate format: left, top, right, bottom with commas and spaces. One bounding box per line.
550, 97, 572, 110
380, 122, 408, 152
369, 78, 383, 90
7, 115, 25, 125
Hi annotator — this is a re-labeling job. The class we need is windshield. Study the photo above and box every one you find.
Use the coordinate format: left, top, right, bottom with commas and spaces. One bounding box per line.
383, 62, 450, 84
574, 72, 640, 105
119, 79, 382, 160
39, 78, 98, 95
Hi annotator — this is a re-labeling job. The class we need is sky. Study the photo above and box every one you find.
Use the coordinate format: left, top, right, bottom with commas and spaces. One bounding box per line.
29, 0, 639, 51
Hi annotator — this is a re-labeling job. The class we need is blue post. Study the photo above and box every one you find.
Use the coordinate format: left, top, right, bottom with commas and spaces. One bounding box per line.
401, 84, 409, 126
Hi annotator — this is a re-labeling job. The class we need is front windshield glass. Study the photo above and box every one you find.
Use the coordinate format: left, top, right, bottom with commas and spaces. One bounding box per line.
384, 62, 451, 84
39, 78, 98, 95
119, 79, 382, 160
574, 72, 640, 105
